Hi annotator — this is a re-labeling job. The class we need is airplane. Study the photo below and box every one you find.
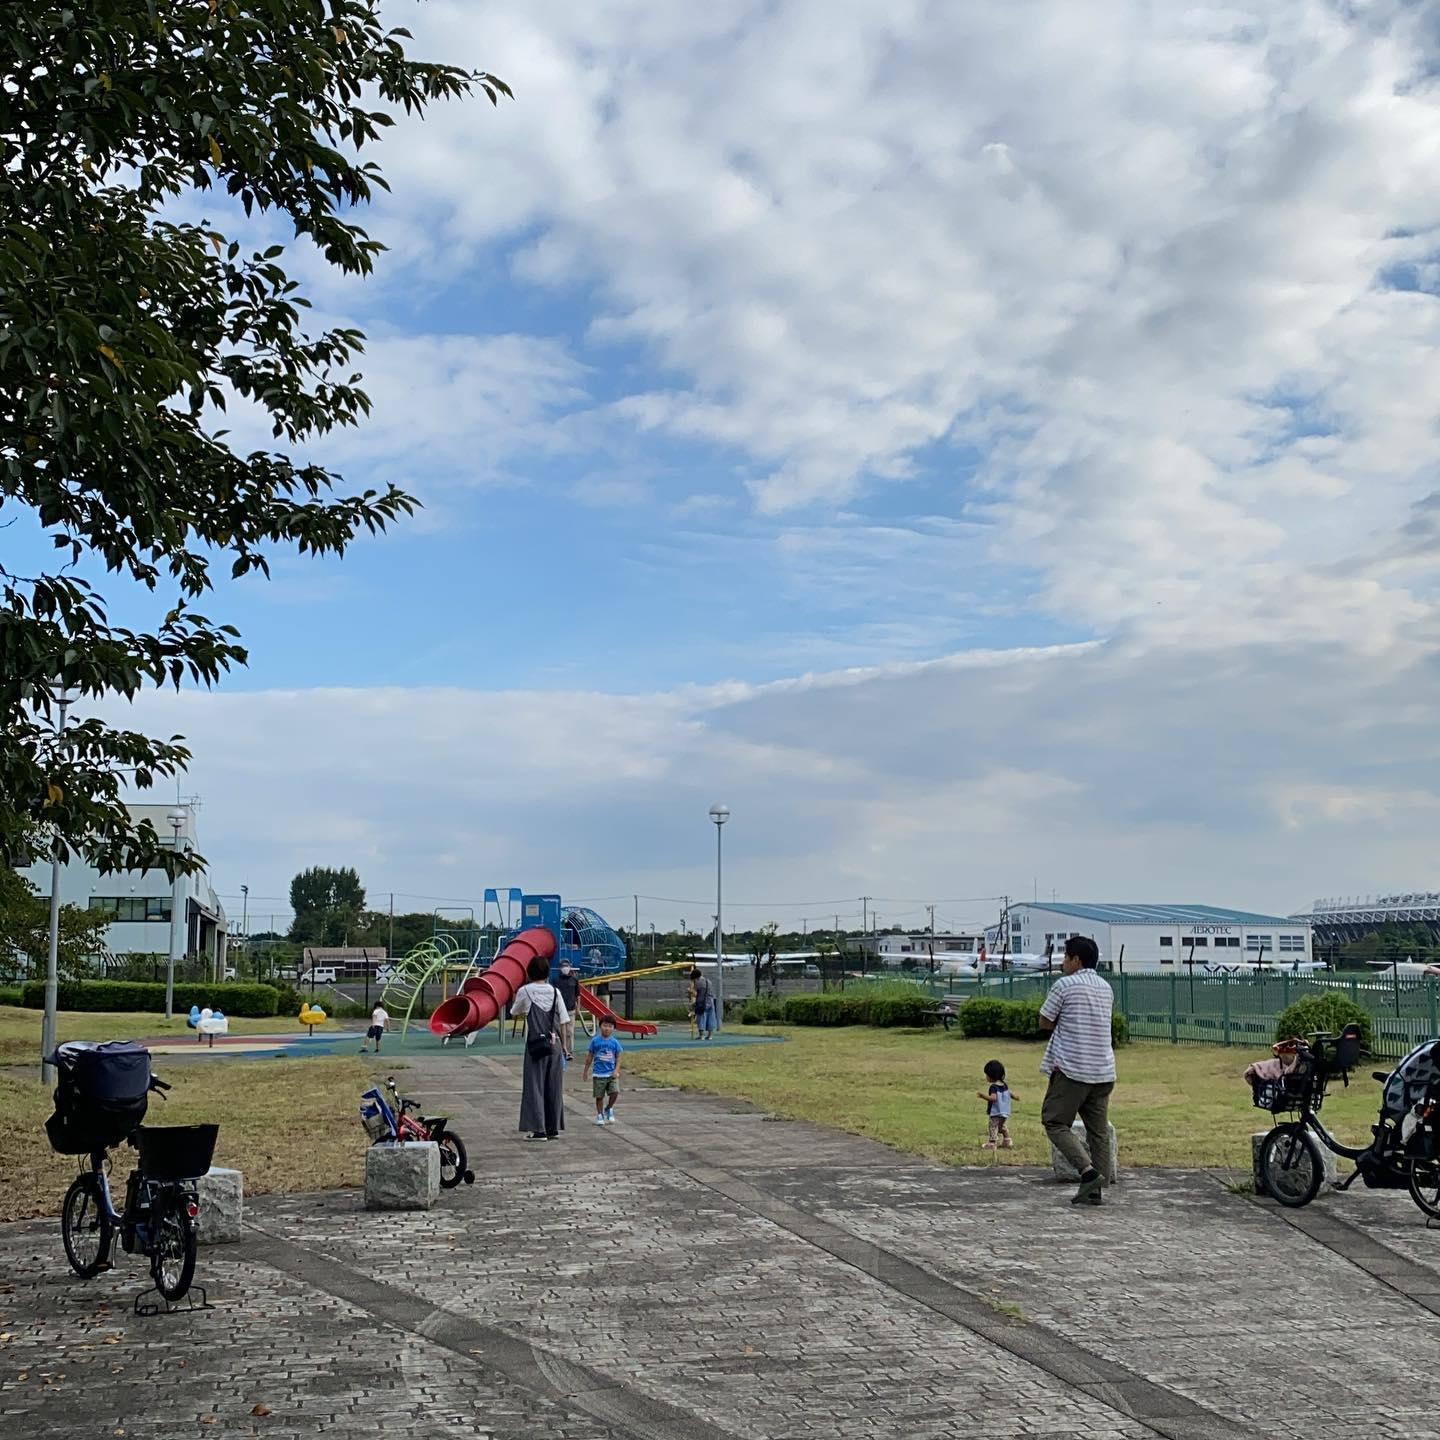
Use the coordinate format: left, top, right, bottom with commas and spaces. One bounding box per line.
1365, 958, 1440, 978
1192, 957, 1330, 977
982, 951, 1056, 974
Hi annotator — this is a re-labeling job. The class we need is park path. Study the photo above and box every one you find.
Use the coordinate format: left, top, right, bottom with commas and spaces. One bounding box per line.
2, 1046, 1439, 1438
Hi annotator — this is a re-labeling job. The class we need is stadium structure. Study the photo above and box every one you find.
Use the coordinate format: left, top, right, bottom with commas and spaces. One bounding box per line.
1302, 894, 1440, 945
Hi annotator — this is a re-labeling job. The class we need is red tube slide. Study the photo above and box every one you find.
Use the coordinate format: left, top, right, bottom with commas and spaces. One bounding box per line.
577, 986, 657, 1037
429, 927, 556, 1036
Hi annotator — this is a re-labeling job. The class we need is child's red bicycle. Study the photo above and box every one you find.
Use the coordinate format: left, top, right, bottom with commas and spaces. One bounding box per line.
359, 1076, 473, 1188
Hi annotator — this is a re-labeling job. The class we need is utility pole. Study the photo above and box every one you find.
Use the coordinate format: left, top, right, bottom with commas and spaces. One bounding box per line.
388, 892, 394, 959
634, 894, 639, 938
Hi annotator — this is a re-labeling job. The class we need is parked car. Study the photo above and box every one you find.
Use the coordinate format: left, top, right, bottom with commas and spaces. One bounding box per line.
306, 966, 338, 986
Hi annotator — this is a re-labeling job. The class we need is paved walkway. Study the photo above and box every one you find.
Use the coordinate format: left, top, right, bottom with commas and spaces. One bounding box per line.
3, 1049, 1439, 1438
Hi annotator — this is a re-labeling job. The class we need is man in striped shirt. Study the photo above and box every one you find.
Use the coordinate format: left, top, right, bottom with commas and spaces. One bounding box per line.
1039, 935, 1115, 1206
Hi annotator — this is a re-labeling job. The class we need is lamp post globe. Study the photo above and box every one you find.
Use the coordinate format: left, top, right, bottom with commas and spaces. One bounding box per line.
708, 804, 729, 1031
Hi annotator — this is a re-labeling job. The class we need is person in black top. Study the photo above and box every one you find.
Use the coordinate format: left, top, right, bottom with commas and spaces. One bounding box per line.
690, 966, 715, 1039
554, 958, 581, 1059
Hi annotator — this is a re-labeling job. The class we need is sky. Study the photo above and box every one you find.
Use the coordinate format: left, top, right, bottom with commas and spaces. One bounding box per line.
20, 0, 1440, 936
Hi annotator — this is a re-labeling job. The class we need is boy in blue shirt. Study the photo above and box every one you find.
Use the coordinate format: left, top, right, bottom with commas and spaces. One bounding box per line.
583, 1016, 624, 1125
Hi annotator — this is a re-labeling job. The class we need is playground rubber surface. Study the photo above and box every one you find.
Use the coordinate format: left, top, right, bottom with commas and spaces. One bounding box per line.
139, 1022, 781, 1061
3, 1049, 1438, 1438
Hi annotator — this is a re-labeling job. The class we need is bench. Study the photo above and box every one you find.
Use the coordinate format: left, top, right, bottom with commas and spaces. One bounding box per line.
923, 1005, 958, 1031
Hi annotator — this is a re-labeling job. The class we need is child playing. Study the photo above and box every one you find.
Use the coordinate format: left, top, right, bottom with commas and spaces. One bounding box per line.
360, 1001, 388, 1054
583, 1015, 624, 1126
977, 1059, 1013, 1149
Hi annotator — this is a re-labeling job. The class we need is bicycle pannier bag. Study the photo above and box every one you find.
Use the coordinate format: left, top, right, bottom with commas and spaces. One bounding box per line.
45, 1040, 152, 1155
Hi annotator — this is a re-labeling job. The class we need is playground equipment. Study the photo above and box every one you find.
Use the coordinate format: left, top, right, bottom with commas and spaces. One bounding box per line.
299, 1002, 326, 1034
192, 1007, 228, 1046
574, 985, 657, 1039
430, 926, 555, 1038
421, 893, 661, 1043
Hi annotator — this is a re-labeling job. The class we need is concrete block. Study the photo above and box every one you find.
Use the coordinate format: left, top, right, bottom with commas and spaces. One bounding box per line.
365, 1141, 439, 1211
1251, 1131, 1338, 1195
1050, 1120, 1119, 1184
196, 1166, 244, 1244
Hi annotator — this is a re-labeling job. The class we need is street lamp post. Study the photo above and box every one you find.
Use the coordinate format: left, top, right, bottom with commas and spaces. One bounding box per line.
40, 693, 74, 1086
165, 811, 186, 1020
709, 803, 729, 1030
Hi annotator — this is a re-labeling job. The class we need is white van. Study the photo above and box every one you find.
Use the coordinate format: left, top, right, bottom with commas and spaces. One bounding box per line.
307, 966, 338, 986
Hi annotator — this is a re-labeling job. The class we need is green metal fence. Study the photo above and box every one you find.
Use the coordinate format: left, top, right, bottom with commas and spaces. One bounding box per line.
952, 971, 1440, 1060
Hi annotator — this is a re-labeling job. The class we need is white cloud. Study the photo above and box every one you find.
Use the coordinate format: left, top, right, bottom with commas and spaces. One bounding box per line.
89, 3, 1440, 924
113, 624, 1440, 928
353, 0, 1440, 653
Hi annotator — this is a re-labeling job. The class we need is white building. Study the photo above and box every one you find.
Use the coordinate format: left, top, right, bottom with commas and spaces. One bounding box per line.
853, 932, 986, 965
987, 903, 1314, 972
23, 803, 227, 973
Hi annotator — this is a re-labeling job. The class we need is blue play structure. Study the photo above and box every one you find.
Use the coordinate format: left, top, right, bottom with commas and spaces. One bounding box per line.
489, 891, 627, 980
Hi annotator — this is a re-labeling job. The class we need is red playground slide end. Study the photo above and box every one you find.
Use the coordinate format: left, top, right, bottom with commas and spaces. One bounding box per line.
578, 985, 657, 1037
430, 926, 555, 1036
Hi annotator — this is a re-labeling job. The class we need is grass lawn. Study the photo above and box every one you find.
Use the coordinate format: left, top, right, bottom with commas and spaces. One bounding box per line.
625, 1027, 1385, 1173
0, 1055, 376, 1222
0, 1004, 339, 1066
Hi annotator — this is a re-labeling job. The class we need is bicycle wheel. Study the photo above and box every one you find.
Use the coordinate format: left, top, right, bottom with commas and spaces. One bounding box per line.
1408, 1159, 1440, 1221
1259, 1125, 1324, 1207
149, 1196, 197, 1301
61, 1174, 112, 1279
437, 1130, 467, 1189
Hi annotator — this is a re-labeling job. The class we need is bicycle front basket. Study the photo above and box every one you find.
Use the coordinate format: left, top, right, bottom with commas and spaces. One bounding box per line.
1251, 1072, 1319, 1113
134, 1124, 218, 1182
1251, 1077, 1296, 1112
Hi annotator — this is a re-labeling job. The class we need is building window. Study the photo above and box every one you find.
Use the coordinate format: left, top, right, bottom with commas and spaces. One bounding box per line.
1187, 937, 1208, 947
1246, 934, 1274, 953
89, 896, 172, 922
1277, 934, 1306, 952
1159, 936, 1173, 947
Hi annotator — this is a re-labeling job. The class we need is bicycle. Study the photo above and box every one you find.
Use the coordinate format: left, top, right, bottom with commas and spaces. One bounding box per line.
1253, 1025, 1440, 1221
359, 1075, 473, 1188
48, 1042, 219, 1312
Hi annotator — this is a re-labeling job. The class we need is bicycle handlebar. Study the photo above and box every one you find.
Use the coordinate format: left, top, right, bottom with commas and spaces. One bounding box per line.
149, 1075, 171, 1094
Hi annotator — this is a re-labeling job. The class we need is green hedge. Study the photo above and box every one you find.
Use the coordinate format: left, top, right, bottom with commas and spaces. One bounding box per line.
867, 993, 933, 1027
1274, 993, 1371, 1051
21, 979, 281, 1018
0, 985, 22, 1008
781, 993, 873, 1026
957, 998, 1005, 1037
959, 995, 1127, 1046
740, 997, 788, 1025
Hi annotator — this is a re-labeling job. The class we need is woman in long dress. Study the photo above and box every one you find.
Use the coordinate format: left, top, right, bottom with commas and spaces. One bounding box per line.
511, 952, 569, 1139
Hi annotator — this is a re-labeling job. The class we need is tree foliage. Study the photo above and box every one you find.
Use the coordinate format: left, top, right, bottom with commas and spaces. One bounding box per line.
0, 862, 111, 983
0, 2, 505, 874
287, 863, 365, 943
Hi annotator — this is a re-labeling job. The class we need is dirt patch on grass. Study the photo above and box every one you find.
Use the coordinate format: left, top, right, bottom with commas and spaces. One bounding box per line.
0, 1056, 376, 1222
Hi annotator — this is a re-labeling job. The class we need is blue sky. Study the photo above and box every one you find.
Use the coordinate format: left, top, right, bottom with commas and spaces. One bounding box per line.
15, 0, 1440, 930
